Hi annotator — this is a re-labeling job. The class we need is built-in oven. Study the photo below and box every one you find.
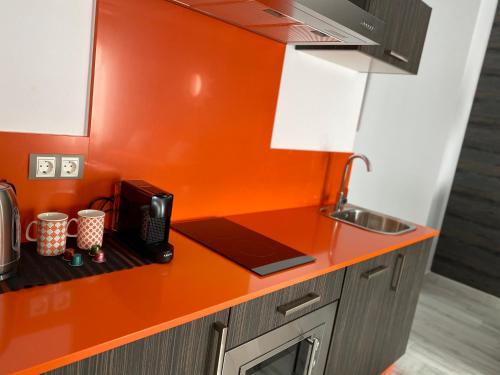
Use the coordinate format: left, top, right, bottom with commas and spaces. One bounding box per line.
219, 302, 337, 375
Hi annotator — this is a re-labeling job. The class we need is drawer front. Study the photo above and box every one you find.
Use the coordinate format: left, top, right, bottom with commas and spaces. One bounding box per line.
45, 309, 230, 375
226, 269, 345, 349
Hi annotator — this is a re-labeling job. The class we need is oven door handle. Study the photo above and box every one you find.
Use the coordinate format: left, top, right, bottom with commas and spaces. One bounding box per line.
303, 337, 320, 375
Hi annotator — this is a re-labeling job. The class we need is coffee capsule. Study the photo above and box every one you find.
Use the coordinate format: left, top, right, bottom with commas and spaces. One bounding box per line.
70, 253, 84, 267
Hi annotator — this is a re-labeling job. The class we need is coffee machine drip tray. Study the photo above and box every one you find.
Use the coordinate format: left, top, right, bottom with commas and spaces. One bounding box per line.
172, 218, 315, 276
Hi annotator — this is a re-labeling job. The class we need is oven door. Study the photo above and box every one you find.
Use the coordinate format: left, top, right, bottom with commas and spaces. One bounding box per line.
222, 302, 336, 375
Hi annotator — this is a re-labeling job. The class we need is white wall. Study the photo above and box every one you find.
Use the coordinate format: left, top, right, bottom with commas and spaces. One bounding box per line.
0, 0, 95, 136
348, 0, 497, 268
271, 45, 368, 152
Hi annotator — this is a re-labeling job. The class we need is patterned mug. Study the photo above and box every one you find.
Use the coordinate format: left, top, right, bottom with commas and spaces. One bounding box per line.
68, 210, 105, 250
26, 212, 73, 256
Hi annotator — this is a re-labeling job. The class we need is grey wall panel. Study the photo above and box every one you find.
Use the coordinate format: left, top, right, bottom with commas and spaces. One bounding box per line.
432, 6, 500, 297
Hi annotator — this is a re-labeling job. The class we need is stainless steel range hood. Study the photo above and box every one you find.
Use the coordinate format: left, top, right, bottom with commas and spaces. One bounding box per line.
170, 0, 385, 45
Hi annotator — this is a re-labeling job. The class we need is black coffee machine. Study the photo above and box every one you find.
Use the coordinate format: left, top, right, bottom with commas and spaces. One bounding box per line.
117, 180, 174, 263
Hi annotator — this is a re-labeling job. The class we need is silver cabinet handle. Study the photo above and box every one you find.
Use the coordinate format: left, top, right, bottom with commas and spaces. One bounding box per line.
213, 322, 227, 375
391, 254, 406, 291
361, 265, 388, 279
305, 337, 320, 375
385, 49, 409, 63
277, 293, 321, 317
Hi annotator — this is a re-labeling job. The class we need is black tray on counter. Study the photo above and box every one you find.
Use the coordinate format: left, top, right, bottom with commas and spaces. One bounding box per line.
0, 232, 153, 295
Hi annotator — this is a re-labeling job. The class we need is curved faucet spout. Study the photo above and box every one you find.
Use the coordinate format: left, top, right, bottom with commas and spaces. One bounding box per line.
335, 153, 372, 212
350, 154, 372, 172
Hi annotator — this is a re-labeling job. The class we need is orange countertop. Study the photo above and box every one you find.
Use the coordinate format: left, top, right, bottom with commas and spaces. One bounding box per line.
0, 206, 438, 375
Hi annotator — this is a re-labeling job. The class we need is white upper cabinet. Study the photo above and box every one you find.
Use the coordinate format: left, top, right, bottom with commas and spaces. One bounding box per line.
271, 45, 368, 152
0, 0, 95, 136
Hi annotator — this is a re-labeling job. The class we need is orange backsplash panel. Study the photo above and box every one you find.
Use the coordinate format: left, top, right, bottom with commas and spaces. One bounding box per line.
0, 0, 350, 235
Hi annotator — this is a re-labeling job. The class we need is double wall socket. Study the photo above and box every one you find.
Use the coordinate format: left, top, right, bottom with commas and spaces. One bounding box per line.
29, 154, 84, 180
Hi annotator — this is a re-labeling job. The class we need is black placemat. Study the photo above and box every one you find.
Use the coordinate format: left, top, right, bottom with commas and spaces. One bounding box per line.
0, 232, 153, 294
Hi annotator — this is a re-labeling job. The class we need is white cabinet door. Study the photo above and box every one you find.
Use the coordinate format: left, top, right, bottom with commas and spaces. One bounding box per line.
0, 0, 95, 136
271, 45, 367, 152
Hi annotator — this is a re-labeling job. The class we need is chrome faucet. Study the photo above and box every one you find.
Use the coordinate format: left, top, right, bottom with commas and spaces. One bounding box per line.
335, 154, 372, 212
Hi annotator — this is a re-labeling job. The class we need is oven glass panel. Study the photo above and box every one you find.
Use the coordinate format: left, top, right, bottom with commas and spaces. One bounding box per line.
246, 339, 312, 375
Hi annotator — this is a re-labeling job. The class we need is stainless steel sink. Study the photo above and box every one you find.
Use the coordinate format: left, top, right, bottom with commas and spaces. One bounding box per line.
321, 205, 417, 235
322, 154, 416, 235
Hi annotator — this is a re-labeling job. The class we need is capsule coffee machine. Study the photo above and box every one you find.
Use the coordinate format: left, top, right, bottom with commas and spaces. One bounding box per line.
117, 180, 174, 263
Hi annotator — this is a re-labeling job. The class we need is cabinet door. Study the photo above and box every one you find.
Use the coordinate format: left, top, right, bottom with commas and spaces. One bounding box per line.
325, 240, 432, 375
381, 240, 432, 366
361, 0, 432, 74
45, 309, 229, 375
325, 251, 398, 375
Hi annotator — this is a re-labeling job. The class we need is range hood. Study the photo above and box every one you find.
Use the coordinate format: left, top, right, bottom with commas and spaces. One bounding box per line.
170, 0, 385, 45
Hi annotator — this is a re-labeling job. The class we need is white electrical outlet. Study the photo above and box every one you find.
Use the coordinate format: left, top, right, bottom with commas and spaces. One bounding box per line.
60, 156, 80, 178
29, 153, 84, 180
35, 156, 57, 178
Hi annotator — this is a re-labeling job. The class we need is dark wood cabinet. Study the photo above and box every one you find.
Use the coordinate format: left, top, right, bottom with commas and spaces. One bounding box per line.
45, 309, 230, 375
325, 251, 398, 374
325, 239, 432, 375
380, 240, 432, 367
297, 0, 431, 74
360, 0, 432, 74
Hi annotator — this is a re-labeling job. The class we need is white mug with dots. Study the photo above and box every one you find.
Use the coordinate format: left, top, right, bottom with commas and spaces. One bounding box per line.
68, 209, 105, 250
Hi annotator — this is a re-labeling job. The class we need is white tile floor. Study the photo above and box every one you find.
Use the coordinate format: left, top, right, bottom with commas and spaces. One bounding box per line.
392, 273, 500, 375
